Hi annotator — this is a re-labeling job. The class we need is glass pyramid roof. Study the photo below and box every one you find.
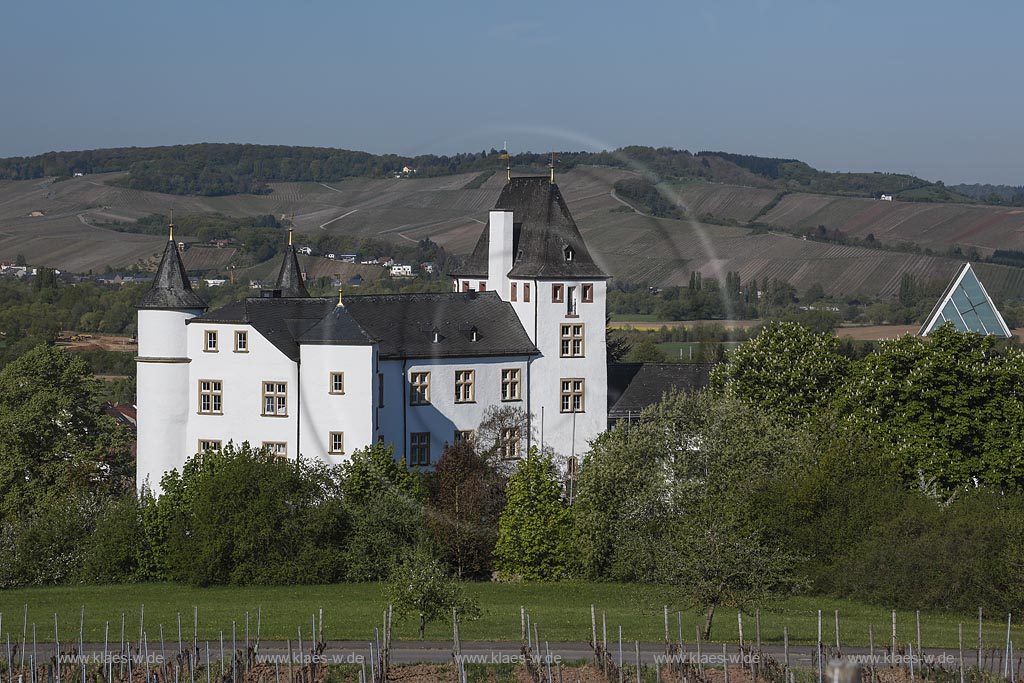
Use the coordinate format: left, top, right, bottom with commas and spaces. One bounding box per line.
919, 263, 1011, 337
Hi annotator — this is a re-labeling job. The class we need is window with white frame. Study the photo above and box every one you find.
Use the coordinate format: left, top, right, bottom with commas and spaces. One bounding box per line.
501, 368, 521, 401
204, 330, 218, 352
560, 378, 585, 413
409, 371, 431, 405
560, 323, 585, 357
198, 439, 222, 453
454, 369, 475, 403
198, 380, 223, 414
329, 432, 345, 455
409, 432, 430, 466
262, 441, 287, 459
262, 382, 288, 417
330, 372, 345, 395
454, 430, 475, 444
234, 331, 248, 352
500, 426, 521, 459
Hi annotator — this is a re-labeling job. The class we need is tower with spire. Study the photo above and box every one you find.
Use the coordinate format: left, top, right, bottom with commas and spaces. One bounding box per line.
136, 219, 208, 492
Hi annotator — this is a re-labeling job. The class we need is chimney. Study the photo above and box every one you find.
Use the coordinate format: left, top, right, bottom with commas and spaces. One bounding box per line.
488, 210, 514, 296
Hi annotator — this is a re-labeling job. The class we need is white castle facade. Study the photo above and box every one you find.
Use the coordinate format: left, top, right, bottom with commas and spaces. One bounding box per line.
136, 177, 609, 491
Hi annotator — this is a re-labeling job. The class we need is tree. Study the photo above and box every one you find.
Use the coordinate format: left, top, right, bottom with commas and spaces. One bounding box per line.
493, 448, 571, 580
629, 337, 667, 362
0, 345, 133, 517
710, 321, 849, 422
427, 441, 504, 579
384, 546, 480, 638
573, 390, 806, 637
833, 323, 1024, 491
475, 405, 533, 471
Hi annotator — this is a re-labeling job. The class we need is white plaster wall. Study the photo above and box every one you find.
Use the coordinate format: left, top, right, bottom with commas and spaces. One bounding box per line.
528, 279, 607, 461
377, 356, 531, 466
184, 322, 298, 459
136, 308, 202, 493
486, 211, 513, 298
298, 343, 377, 466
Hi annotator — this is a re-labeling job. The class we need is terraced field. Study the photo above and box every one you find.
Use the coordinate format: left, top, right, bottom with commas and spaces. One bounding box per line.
761, 192, 1024, 254
1, 168, 1023, 299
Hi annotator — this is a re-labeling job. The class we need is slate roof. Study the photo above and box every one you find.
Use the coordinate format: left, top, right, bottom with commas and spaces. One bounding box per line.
340, 291, 539, 360
607, 362, 712, 422
192, 291, 537, 361
139, 239, 208, 310
454, 177, 608, 280
192, 298, 337, 361
275, 247, 310, 298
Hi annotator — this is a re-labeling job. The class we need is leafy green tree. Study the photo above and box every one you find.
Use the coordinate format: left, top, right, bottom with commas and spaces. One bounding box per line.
384, 546, 480, 638
156, 443, 349, 585
494, 448, 571, 580
340, 441, 429, 580
710, 321, 849, 421
833, 323, 1024, 491
574, 391, 806, 637
0, 345, 133, 517
629, 337, 667, 362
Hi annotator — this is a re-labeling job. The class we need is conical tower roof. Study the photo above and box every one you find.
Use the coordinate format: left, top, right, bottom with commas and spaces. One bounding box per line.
275, 246, 310, 297
139, 239, 208, 310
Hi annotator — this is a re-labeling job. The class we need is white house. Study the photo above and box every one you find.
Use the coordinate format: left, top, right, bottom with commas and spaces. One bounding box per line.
136, 177, 609, 492
880, 194, 893, 201
390, 264, 413, 277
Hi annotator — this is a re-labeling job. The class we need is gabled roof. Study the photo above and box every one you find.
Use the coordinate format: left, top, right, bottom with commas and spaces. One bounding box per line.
341, 291, 539, 360
607, 362, 712, 421
454, 177, 608, 280
191, 291, 537, 361
138, 239, 208, 310
275, 247, 310, 297
919, 263, 1011, 338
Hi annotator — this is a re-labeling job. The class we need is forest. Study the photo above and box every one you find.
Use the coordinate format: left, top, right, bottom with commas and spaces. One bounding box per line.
0, 143, 987, 202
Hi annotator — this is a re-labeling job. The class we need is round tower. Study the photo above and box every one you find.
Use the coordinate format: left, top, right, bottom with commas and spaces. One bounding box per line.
136, 227, 207, 493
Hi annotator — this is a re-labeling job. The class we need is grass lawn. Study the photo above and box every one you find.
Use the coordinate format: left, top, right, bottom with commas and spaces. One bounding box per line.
656, 341, 743, 361
609, 314, 665, 323
0, 584, 1014, 649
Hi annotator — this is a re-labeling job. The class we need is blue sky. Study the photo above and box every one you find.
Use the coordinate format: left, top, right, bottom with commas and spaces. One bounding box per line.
2, 0, 1021, 185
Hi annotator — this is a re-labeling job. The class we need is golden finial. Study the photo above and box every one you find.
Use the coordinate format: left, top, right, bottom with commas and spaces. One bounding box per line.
549, 152, 560, 183
288, 212, 294, 246
168, 208, 174, 241
337, 287, 344, 307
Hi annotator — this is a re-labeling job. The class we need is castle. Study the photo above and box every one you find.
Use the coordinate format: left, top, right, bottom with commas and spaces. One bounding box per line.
136, 177, 609, 491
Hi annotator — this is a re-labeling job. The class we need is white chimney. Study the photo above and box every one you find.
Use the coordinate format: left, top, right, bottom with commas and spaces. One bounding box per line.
488, 210, 514, 297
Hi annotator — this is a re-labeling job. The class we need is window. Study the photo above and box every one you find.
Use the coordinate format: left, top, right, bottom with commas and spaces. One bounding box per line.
262, 441, 287, 459
560, 324, 585, 357
454, 370, 475, 403
501, 368, 521, 402
551, 284, 564, 303
564, 246, 575, 262
409, 371, 431, 405
500, 426, 522, 459
567, 286, 578, 316
524, 283, 531, 302
378, 373, 385, 407
234, 331, 248, 352
454, 430, 475, 444
560, 378, 585, 413
510, 282, 517, 301
582, 283, 594, 303
479, 282, 486, 291
204, 330, 218, 352
409, 432, 430, 466
262, 382, 288, 417
461, 280, 470, 292
329, 432, 345, 455
330, 372, 345, 395
198, 380, 223, 414
198, 439, 221, 453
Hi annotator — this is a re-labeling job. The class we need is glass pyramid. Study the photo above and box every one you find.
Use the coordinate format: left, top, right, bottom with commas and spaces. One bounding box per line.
919, 263, 1011, 337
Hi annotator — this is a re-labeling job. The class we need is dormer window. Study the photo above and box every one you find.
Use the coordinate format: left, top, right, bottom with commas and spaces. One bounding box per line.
564, 246, 574, 262
470, 326, 479, 342
431, 328, 442, 344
